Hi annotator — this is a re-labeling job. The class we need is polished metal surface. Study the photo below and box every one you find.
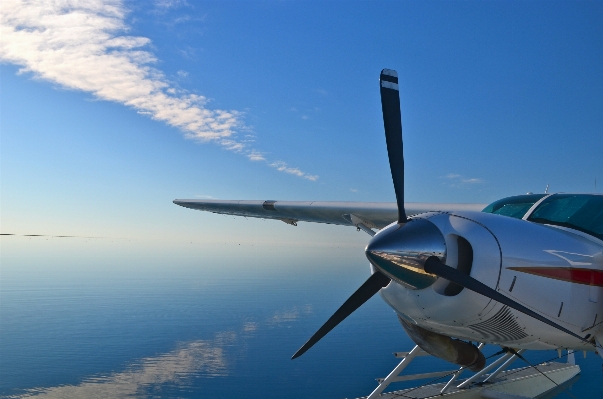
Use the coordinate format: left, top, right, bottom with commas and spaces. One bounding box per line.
365, 218, 446, 289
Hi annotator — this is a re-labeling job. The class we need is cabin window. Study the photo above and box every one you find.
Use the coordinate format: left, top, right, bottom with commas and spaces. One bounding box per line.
527, 194, 603, 241
482, 194, 546, 219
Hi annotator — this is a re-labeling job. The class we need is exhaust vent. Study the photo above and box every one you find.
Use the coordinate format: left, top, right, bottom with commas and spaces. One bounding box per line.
468, 306, 528, 342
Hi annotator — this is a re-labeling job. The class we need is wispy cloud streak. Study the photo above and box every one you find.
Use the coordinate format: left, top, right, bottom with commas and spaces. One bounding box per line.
269, 161, 318, 181
0, 0, 317, 181
442, 173, 484, 187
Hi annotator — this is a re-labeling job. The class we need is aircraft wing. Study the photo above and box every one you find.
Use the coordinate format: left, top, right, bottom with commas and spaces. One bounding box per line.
173, 200, 487, 229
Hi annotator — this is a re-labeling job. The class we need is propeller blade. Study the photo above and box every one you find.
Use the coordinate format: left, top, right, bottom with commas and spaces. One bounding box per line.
423, 256, 593, 346
292, 271, 391, 359
380, 69, 407, 224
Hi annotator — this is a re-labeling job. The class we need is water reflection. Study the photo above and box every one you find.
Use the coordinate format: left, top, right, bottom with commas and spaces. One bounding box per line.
267, 304, 313, 326
7, 305, 311, 399
11, 337, 231, 398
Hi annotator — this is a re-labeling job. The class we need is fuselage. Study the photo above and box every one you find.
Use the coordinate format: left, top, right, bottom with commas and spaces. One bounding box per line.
373, 193, 603, 351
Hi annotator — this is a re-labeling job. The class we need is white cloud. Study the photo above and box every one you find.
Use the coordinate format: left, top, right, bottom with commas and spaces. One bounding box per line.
153, 0, 189, 11
269, 161, 318, 181
247, 150, 265, 162
441, 173, 484, 187
218, 138, 245, 152
177, 70, 188, 77
0, 0, 317, 181
0, 0, 235, 141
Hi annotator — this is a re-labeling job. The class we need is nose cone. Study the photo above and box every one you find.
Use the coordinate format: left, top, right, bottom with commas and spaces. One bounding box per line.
366, 218, 446, 289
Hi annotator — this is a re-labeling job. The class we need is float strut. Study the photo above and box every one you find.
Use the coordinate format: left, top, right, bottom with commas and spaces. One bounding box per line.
366, 345, 421, 399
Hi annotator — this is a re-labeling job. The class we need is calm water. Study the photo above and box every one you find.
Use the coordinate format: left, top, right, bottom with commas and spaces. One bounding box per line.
1, 239, 601, 398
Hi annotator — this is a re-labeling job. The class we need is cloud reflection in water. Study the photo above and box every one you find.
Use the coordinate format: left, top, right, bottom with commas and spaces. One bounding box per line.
8, 306, 311, 399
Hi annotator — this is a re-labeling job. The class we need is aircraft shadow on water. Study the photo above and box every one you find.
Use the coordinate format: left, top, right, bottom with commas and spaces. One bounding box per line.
175, 69, 603, 399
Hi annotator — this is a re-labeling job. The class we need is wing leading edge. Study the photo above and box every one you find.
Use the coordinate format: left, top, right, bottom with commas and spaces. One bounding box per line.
173, 200, 486, 229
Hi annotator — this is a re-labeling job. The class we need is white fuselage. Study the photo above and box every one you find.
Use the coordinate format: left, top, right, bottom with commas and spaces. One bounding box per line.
377, 211, 603, 351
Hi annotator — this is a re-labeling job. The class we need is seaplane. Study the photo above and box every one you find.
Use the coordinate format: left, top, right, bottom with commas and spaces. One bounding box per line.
174, 70, 603, 398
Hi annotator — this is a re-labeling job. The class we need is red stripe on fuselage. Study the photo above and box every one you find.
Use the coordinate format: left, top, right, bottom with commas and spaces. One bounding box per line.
508, 267, 603, 286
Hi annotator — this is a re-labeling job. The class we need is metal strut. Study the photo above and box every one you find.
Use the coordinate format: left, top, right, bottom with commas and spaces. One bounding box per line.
482, 349, 526, 383
363, 345, 581, 399
366, 345, 422, 399
457, 349, 526, 389
366, 345, 459, 399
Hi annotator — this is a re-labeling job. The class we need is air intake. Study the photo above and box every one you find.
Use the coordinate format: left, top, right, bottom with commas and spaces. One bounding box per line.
433, 235, 473, 296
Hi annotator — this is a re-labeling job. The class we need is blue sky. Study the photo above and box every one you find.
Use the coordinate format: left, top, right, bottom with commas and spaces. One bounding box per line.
1, 0, 602, 246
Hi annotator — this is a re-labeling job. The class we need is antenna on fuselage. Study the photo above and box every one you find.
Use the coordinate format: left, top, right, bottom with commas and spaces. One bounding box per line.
545, 184, 549, 194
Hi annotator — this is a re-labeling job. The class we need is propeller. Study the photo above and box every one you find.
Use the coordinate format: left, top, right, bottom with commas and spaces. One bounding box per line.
291, 270, 390, 359
293, 68, 593, 360
375, 68, 593, 348
291, 69, 403, 359
423, 256, 594, 347
380, 69, 407, 224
